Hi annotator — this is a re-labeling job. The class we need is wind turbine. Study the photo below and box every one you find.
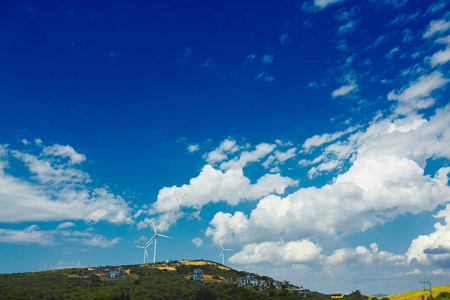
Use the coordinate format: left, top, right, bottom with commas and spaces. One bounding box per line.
133, 238, 154, 264
147, 219, 173, 263
218, 242, 234, 265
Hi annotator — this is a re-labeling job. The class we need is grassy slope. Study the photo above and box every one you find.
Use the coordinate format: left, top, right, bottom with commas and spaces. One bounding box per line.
0, 260, 306, 299
386, 285, 450, 300
1, 260, 445, 300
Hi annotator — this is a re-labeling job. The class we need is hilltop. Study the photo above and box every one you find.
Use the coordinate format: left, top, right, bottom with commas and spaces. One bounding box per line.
1, 260, 447, 300
386, 285, 450, 300
0, 259, 310, 299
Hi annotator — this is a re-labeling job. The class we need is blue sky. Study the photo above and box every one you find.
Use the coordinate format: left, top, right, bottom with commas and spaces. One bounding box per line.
1, 0, 450, 295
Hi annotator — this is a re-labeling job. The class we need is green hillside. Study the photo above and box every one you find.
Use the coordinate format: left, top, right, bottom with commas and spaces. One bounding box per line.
0, 259, 359, 300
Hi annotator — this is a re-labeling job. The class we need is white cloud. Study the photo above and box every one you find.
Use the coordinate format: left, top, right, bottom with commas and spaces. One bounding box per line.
324, 243, 404, 266
429, 268, 450, 276
426, 1, 446, 14
436, 35, 450, 44
152, 164, 298, 215
331, 83, 357, 98
386, 47, 400, 60
338, 20, 358, 35
303, 128, 355, 151
403, 269, 422, 276
192, 237, 203, 247
0, 143, 133, 224
0, 225, 56, 245
428, 46, 450, 67
423, 20, 450, 38
263, 148, 297, 169
187, 144, 200, 153
406, 204, 450, 266
57, 222, 76, 229
207, 105, 450, 246
42, 144, 86, 165
314, 0, 341, 9
219, 143, 276, 170
370, 0, 408, 8
205, 139, 240, 164
388, 71, 449, 114
262, 55, 274, 63
402, 29, 414, 42
229, 240, 322, 264
76, 234, 121, 248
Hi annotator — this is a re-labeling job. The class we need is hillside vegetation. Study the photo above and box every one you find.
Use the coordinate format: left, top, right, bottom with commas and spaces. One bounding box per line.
1, 260, 445, 300
386, 285, 450, 300
0, 259, 345, 300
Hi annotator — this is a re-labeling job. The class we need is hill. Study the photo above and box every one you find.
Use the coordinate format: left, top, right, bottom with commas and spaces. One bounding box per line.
0, 259, 314, 299
386, 285, 450, 300
1, 260, 445, 300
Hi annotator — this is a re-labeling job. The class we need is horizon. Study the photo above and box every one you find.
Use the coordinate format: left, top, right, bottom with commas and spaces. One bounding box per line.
1, 0, 450, 296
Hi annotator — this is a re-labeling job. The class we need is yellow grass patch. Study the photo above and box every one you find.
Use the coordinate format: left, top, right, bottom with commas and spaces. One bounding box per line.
180, 260, 215, 266
218, 265, 231, 270
385, 285, 450, 300
141, 264, 177, 271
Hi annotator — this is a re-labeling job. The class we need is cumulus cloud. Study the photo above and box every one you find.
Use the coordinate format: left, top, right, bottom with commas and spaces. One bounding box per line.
187, 144, 200, 153
0, 225, 57, 245
192, 237, 203, 247
263, 148, 297, 169
338, 20, 358, 35
151, 164, 298, 216
314, 0, 341, 9
331, 83, 357, 98
0, 142, 133, 224
324, 243, 404, 265
428, 47, 450, 67
406, 204, 450, 266
57, 222, 76, 229
219, 143, 276, 170
205, 139, 240, 164
206, 104, 450, 246
229, 240, 322, 264
423, 20, 450, 38
303, 128, 355, 151
388, 71, 450, 114
42, 144, 86, 165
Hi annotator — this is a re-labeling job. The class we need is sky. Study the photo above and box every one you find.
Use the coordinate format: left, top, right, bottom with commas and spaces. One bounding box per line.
1, 0, 450, 295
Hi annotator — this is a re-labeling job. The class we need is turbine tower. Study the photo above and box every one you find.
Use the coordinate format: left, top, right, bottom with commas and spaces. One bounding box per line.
133, 238, 154, 264
147, 219, 173, 263
218, 242, 234, 265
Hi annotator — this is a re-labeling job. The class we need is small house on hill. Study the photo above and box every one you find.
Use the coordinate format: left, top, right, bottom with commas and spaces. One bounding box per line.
193, 269, 203, 280
77, 268, 88, 276
331, 293, 343, 298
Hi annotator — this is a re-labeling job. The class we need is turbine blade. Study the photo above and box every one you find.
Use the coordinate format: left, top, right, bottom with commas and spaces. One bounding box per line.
145, 236, 156, 248
158, 234, 173, 239
151, 219, 157, 234
218, 250, 224, 259
219, 242, 224, 250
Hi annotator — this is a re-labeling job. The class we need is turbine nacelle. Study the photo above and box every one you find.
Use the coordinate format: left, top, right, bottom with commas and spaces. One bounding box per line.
217, 242, 234, 265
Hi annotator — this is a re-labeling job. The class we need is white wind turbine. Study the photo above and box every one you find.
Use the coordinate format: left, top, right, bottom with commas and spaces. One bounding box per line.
218, 242, 234, 265
133, 238, 154, 264
147, 219, 173, 263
